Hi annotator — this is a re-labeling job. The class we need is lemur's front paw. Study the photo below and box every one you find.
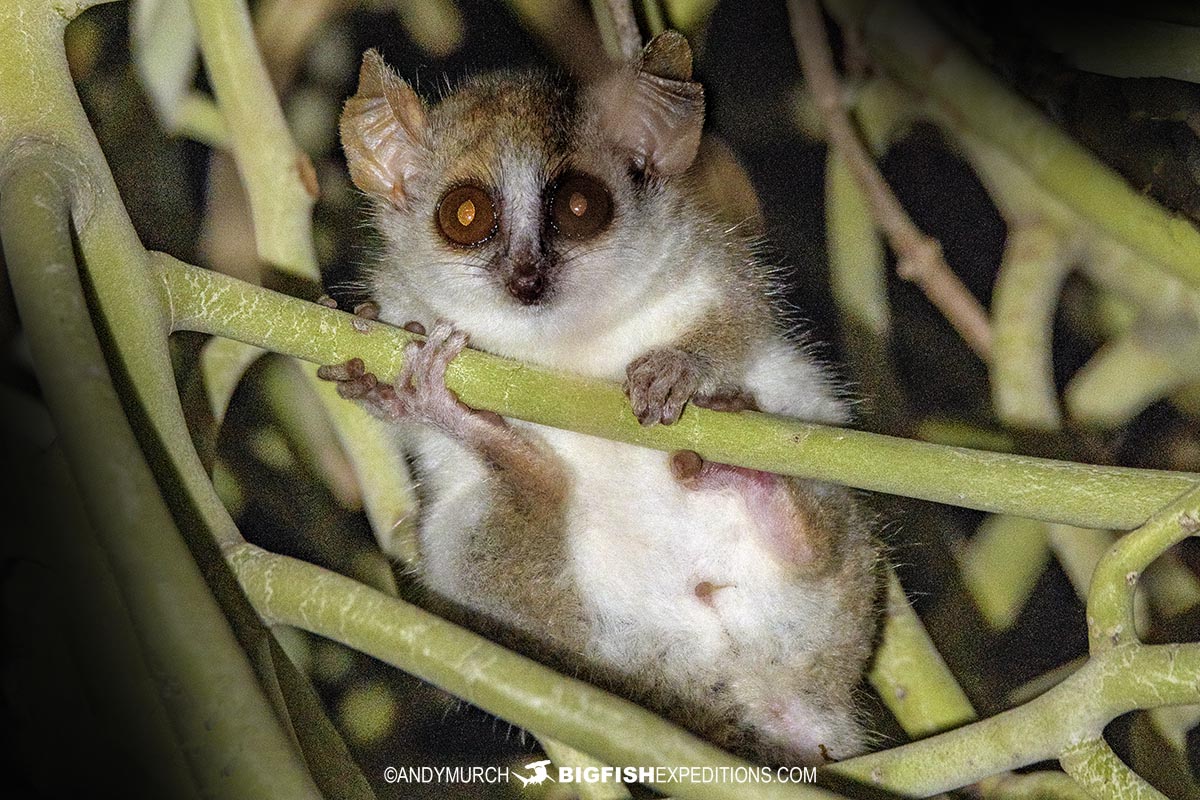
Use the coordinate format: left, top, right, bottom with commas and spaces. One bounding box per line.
393, 319, 473, 431
317, 357, 401, 419
624, 348, 702, 426
317, 319, 480, 433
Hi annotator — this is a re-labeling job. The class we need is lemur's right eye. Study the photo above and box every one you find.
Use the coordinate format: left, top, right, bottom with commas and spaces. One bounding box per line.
437, 184, 498, 246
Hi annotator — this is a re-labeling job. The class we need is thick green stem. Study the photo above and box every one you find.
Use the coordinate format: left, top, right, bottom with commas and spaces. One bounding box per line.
227, 542, 848, 800
156, 254, 1200, 531
0, 159, 322, 800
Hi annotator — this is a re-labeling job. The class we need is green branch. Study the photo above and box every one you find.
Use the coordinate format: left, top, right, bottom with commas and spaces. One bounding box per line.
990, 223, 1069, 430
188, 0, 317, 277
226, 541, 848, 800
831, 641, 1200, 795
868, 571, 976, 736
0, 158, 322, 800
1087, 486, 1200, 651
155, 253, 1200, 531
1059, 737, 1167, 800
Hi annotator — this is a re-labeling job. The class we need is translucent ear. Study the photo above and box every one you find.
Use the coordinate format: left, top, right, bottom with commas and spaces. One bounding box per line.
595, 31, 705, 177
339, 49, 428, 209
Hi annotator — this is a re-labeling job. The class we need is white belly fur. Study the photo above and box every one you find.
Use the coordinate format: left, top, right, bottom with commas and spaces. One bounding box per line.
523, 426, 841, 677
411, 336, 850, 692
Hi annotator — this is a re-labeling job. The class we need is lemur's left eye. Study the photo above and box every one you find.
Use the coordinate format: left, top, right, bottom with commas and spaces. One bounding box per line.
549, 173, 612, 239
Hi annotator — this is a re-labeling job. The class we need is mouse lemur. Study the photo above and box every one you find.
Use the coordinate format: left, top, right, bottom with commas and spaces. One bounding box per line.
320, 31, 882, 765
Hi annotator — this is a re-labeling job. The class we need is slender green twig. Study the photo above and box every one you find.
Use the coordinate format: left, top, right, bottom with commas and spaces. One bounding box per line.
990, 223, 1070, 430
189, 0, 318, 278
1087, 487, 1200, 652
868, 571, 976, 736
155, 254, 1200, 531
827, 0, 1200, 290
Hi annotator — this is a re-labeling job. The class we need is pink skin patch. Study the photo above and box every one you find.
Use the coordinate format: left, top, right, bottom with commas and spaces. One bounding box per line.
670, 451, 816, 568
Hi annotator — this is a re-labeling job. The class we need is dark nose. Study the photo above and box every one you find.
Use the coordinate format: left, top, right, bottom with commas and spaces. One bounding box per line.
506, 260, 547, 305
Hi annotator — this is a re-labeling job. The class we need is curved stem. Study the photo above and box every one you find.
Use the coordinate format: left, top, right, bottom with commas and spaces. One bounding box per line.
227, 541, 848, 800
0, 159, 322, 800
833, 642, 1200, 795
1059, 737, 1168, 800
990, 222, 1070, 430
1087, 486, 1200, 652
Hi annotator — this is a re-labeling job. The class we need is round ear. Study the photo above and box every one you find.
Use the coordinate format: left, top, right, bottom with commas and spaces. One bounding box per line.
339, 50, 429, 209
593, 31, 705, 177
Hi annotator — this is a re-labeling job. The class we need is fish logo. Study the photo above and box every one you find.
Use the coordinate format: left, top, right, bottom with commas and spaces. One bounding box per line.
514, 759, 554, 787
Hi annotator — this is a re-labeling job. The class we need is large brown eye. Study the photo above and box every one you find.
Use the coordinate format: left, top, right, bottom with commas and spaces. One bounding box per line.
550, 173, 612, 239
437, 184, 498, 246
